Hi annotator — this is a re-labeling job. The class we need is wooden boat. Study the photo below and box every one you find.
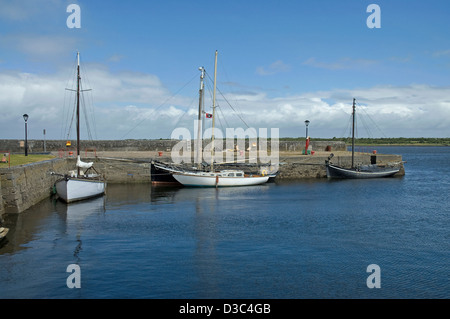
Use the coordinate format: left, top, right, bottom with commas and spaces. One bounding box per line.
151, 51, 273, 187
164, 51, 271, 187
326, 154, 400, 178
53, 52, 106, 202
151, 160, 183, 186
172, 170, 269, 187
325, 98, 401, 179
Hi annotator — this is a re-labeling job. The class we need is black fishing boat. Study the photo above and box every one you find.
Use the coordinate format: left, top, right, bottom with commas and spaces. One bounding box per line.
151, 160, 182, 186
325, 98, 401, 179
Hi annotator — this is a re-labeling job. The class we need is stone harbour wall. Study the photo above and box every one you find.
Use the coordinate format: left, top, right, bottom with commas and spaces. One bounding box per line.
0, 157, 152, 216
0, 139, 346, 153
0, 158, 71, 215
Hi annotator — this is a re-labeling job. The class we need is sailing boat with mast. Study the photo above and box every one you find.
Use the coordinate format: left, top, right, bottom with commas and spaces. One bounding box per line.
53, 52, 106, 202
325, 98, 400, 179
169, 51, 270, 187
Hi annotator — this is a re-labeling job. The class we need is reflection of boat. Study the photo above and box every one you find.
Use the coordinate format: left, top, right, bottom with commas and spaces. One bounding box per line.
52, 52, 106, 202
64, 196, 105, 222
0, 227, 8, 241
325, 98, 401, 179
167, 51, 271, 187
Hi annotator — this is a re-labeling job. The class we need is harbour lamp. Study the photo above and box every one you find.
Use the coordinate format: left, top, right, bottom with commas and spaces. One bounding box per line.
23, 114, 29, 156
304, 120, 310, 139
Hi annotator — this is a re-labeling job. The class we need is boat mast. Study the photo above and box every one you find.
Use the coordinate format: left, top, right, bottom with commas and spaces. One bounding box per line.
76, 52, 81, 176
351, 98, 356, 169
197, 67, 205, 169
211, 50, 218, 172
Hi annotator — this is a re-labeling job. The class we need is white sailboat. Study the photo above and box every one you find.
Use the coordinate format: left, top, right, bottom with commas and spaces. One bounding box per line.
53, 52, 106, 203
171, 51, 270, 187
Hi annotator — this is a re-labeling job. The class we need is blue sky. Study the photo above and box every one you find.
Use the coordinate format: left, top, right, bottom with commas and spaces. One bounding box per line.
1, 0, 449, 140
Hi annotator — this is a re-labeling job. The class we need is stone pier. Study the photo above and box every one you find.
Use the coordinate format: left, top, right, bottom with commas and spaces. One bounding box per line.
0, 139, 404, 215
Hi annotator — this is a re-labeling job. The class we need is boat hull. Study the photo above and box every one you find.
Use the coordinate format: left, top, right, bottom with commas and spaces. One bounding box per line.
55, 177, 106, 203
151, 162, 182, 186
326, 164, 400, 179
172, 173, 269, 187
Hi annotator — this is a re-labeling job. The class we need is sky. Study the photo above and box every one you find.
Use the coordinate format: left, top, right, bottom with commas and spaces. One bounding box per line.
0, 0, 449, 141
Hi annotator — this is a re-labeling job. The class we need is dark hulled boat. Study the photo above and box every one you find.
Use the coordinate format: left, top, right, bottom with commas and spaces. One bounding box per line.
151, 161, 182, 186
325, 98, 401, 179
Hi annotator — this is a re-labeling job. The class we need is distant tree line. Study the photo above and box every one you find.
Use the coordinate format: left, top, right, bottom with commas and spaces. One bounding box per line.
279, 137, 450, 145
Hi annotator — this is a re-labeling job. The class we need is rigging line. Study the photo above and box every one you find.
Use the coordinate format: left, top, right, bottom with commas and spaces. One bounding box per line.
66, 92, 77, 140
61, 58, 78, 141
216, 57, 246, 121
218, 88, 250, 129
79, 62, 98, 141
217, 105, 230, 128
358, 113, 373, 138
120, 72, 198, 139
339, 113, 352, 138
166, 95, 198, 139
214, 104, 226, 134
81, 91, 95, 142
356, 100, 388, 138
205, 71, 250, 129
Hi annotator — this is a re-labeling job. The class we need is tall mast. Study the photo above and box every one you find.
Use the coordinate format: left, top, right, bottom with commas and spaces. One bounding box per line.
76, 52, 81, 176
197, 67, 205, 169
210, 50, 218, 171
351, 98, 356, 169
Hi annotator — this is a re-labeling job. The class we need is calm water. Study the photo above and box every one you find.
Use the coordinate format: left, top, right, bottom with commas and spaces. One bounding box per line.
0, 146, 448, 299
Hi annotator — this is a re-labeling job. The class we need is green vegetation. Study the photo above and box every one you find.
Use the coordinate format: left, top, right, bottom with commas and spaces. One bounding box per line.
0, 154, 56, 168
279, 137, 450, 146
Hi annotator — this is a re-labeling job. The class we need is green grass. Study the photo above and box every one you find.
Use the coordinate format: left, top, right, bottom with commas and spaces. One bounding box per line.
0, 154, 56, 168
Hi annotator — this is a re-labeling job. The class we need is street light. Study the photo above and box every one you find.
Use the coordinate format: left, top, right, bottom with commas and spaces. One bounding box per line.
304, 120, 310, 138
23, 114, 29, 156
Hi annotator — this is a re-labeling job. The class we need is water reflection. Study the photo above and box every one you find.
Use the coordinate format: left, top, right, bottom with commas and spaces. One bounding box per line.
0, 196, 105, 256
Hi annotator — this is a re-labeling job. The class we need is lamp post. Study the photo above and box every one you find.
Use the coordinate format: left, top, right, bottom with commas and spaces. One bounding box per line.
304, 120, 310, 155
304, 120, 310, 139
23, 114, 29, 156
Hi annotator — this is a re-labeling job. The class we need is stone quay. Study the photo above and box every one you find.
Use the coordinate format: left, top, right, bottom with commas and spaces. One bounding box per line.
0, 139, 404, 215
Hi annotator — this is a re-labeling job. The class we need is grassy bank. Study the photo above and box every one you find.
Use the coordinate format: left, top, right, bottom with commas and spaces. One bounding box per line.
0, 154, 56, 168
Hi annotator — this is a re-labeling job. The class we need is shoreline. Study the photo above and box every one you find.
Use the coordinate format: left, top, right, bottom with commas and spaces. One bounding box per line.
353, 143, 449, 147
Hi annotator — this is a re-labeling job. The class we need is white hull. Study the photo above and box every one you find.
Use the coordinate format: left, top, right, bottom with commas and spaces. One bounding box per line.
55, 177, 106, 203
173, 171, 269, 187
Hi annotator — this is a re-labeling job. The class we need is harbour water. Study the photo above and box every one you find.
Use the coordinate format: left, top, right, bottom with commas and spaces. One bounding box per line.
0, 146, 448, 299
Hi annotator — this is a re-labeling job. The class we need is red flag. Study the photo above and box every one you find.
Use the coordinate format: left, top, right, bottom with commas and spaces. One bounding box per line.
206, 113, 212, 118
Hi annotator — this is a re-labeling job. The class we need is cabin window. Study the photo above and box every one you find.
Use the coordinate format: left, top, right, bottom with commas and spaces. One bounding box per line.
236, 173, 243, 177
228, 173, 234, 177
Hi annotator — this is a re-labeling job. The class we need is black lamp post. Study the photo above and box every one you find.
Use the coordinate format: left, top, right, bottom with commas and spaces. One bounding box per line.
304, 120, 310, 138
23, 114, 29, 156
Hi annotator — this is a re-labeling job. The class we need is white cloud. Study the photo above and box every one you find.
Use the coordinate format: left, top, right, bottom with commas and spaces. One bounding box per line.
303, 57, 378, 70
0, 0, 63, 21
108, 54, 125, 63
1, 66, 449, 140
432, 49, 450, 58
256, 60, 291, 76
0, 34, 80, 58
